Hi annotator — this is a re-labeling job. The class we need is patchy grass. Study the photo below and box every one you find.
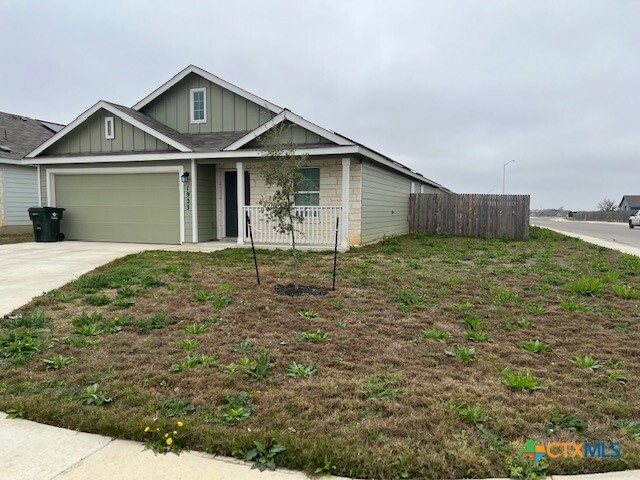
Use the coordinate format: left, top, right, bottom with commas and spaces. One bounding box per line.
1, 229, 639, 478
0, 231, 33, 245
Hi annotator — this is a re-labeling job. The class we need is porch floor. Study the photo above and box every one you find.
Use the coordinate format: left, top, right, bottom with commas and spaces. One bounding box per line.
172, 240, 347, 253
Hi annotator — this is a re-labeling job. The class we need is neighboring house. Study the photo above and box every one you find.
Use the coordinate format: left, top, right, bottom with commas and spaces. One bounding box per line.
618, 195, 640, 213
24, 65, 448, 247
0, 112, 62, 227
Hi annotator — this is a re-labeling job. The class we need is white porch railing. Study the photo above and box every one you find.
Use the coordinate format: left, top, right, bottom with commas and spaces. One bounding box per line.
243, 206, 342, 245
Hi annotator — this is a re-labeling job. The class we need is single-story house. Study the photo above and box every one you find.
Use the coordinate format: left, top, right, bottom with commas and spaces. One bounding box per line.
24, 65, 448, 247
0, 112, 62, 227
618, 195, 640, 213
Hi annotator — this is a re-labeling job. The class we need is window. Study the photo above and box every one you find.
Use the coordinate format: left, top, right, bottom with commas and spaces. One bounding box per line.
190, 88, 206, 123
104, 117, 114, 139
295, 168, 320, 206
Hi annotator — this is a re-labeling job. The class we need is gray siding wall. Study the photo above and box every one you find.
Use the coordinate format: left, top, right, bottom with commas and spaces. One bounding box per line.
3, 165, 38, 225
197, 164, 216, 241
44, 109, 175, 155
40, 160, 194, 242
141, 73, 274, 134
361, 162, 436, 244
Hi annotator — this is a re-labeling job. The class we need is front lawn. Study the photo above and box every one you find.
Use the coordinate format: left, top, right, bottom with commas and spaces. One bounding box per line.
0, 231, 33, 245
1, 228, 639, 479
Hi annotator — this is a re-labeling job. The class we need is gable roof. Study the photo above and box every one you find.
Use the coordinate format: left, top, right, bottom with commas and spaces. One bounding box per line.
223, 109, 354, 151
619, 195, 640, 209
26, 100, 194, 157
0, 111, 59, 161
132, 65, 283, 114
25, 65, 447, 190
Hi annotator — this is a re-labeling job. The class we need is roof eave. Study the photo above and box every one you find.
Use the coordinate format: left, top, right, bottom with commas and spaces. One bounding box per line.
132, 65, 284, 115
26, 101, 192, 158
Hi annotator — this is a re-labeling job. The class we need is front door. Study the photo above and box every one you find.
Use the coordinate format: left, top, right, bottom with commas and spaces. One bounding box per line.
224, 171, 250, 237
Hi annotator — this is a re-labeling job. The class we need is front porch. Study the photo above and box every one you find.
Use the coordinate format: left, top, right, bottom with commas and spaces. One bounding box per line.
193, 158, 355, 248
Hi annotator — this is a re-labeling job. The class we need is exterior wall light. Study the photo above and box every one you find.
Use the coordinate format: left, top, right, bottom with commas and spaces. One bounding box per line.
181, 172, 190, 183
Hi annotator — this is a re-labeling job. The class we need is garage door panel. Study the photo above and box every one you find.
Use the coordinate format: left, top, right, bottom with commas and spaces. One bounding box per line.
54, 172, 180, 244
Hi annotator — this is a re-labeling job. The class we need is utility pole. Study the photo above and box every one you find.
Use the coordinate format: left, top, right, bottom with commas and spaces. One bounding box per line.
502, 160, 515, 194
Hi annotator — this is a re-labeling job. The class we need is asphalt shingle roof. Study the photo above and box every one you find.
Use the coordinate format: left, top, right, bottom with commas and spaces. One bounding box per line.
0, 111, 59, 160
105, 103, 250, 152
619, 195, 640, 209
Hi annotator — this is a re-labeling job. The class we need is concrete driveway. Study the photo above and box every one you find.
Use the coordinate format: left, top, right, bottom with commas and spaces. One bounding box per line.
0, 241, 178, 317
0, 239, 313, 317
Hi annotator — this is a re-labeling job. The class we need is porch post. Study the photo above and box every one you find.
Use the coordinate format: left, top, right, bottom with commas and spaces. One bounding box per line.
191, 159, 198, 243
236, 161, 244, 245
341, 158, 350, 248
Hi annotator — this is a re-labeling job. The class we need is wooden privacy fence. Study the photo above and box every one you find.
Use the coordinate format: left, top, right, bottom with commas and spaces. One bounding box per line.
571, 211, 632, 222
409, 194, 530, 240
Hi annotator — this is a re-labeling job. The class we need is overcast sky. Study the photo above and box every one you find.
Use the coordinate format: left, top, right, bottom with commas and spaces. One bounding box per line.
2, 0, 639, 210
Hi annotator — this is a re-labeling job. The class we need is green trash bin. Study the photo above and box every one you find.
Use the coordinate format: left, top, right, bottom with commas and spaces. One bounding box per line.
28, 207, 66, 242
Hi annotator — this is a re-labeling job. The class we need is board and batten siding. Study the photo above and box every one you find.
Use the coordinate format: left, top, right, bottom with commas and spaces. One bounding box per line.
2, 165, 38, 225
361, 162, 437, 244
141, 73, 274, 134
40, 160, 194, 242
197, 164, 216, 241
43, 109, 176, 156
245, 122, 334, 148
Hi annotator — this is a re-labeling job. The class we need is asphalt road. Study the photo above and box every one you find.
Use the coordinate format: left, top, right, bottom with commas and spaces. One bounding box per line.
531, 217, 640, 249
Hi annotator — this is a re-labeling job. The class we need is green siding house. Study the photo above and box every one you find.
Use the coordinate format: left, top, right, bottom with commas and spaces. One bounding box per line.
0, 112, 62, 227
25, 65, 448, 246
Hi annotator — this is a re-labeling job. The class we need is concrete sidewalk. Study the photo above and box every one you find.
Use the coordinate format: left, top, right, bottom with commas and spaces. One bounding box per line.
533, 222, 640, 257
2, 414, 639, 480
0, 413, 315, 480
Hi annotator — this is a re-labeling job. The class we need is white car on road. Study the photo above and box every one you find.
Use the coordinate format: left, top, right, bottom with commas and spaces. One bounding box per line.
629, 211, 640, 228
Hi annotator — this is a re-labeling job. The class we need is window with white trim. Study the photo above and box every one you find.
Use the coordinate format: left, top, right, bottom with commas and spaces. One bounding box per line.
104, 117, 114, 139
190, 88, 206, 123
295, 168, 320, 206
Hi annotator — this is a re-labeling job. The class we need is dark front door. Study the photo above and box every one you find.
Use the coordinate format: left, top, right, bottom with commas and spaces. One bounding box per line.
224, 171, 250, 237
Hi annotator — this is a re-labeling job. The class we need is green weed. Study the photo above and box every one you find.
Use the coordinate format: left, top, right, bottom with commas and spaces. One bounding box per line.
286, 362, 317, 379
422, 327, 450, 343
445, 346, 477, 363
572, 355, 602, 371
519, 340, 552, 353
500, 368, 541, 392
567, 277, 604, 296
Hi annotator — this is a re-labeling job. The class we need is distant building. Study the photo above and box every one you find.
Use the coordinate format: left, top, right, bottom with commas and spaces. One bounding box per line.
0, 112, 62, 226
618, 195, 640, 213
